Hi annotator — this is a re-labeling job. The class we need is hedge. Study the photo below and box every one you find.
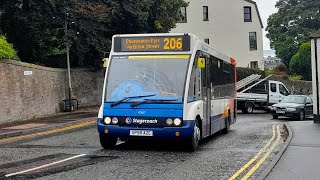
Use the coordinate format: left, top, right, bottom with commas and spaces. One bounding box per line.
0, 35, 17, 59
236, 67, 265, 81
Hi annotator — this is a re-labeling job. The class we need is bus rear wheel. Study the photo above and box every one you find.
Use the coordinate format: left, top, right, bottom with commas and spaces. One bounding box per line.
99, 135, 117, 149
222, 114, 230, 134
187, 120, 201, 151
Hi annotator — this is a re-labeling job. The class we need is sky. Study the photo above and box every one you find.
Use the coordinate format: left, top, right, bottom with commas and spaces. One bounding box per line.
254, 0, 279, 50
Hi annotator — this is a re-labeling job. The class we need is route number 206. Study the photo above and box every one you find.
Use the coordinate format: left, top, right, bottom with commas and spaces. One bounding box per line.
163, 38, 183, 50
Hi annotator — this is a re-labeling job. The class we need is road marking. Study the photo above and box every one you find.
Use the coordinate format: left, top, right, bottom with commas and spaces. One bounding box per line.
5, 154, 86, 177
0, 120, 96, 143
241, 125, 281, 180
229, 125, 276, 180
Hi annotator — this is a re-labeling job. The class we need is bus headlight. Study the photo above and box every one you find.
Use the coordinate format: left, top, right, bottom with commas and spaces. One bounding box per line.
174, 118, 182, 126
104, 117, 111, 124
166, 118, 173, 125
112, 117, 119, 124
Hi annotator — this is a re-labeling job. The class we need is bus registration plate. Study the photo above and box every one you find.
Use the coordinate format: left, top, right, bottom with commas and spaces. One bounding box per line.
130, 130, 153, 137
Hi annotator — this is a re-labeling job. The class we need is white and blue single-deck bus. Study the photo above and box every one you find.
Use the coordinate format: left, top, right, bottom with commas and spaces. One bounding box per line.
97, 33, 237, 151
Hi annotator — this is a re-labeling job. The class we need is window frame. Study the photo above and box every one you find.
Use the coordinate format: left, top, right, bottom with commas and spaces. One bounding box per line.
270, 83, 277, 93
244, 6, 252, 22
306, 97, 312, 104
204, 38, 210, 44
178, 7, 187, 23
250, 61, 258, 69
249, 32, 257, 51
203, 6, 209, 21
279, 84, 289, 96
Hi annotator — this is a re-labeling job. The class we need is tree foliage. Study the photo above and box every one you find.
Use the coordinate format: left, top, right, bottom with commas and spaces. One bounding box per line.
0, 0, 187, 68
0, 35, 17, 59
266, 0, 320, 66
289, 42, 311, 80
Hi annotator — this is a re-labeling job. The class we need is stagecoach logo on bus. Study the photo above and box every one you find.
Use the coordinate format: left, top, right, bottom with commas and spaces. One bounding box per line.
125, 117, 158, 125
125, 117, 133, 124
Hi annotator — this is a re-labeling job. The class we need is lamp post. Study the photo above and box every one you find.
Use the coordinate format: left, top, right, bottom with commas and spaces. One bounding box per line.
64, 10, 72, 100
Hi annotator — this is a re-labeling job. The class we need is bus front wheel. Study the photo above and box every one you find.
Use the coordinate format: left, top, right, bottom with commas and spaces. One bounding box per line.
99, 135, 117, 149
188, 120, 201, 151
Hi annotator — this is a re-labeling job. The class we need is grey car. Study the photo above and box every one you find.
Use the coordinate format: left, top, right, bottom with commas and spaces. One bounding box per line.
270, 95, 313, 120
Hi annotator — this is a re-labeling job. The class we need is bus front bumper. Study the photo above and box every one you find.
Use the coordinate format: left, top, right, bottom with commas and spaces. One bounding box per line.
97, 119, 194, 140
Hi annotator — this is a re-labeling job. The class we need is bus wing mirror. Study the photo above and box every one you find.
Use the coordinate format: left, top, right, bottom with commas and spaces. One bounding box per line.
102, 58, 109, 68
197, 57, 205, 69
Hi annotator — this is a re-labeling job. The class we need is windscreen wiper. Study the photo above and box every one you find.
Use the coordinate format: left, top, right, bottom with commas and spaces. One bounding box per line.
110, 94, 156, 107
130, 99, 178, 107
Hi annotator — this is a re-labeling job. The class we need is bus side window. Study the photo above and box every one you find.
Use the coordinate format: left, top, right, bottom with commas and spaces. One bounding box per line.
188, 52, 202, 102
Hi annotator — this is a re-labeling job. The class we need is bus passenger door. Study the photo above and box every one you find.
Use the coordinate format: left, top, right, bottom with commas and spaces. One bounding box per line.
201, 56, 211, 137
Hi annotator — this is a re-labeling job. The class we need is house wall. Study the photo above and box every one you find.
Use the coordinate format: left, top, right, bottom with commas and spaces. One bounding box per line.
171, 0, 264, 68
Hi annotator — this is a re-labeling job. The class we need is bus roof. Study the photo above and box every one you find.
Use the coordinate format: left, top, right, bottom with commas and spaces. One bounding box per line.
111, 33, 236, 65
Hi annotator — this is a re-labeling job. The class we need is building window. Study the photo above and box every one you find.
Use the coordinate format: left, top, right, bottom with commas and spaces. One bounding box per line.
203, 6, 209, 21
250, 61, 258, 69
249, 32, 257, 50
178, 7, 187, 23
244, 7, 252, 22
204, 38, 209, 44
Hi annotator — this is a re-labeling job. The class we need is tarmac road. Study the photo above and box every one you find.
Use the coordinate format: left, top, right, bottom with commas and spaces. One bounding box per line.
0, 112, 287, 180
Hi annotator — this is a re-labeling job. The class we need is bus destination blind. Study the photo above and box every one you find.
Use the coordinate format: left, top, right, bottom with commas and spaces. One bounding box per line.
114, 35, 190, 52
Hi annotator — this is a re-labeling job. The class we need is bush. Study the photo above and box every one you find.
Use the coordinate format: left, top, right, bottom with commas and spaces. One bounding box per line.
0, 35, 17, 59
289, 75, 303, 81
236, 67, 265, 81
289, 42, 311, 80
274, 64, 287, 72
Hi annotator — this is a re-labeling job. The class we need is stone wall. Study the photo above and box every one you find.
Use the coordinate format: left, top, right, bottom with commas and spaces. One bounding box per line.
269, 75, 312, 94
71, 69, 105, 106
0, 59, 104, 123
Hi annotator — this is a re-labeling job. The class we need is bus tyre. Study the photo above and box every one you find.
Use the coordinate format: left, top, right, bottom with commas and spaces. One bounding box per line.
188, 121, 201, 151
244, 103, 254, 114
222, 115, 230, 134
99, 135, 117, 149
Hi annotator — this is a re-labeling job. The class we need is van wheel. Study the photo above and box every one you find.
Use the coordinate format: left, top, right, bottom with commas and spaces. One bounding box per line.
244, 103, 254, 114
100, 135, 117, 149
222, 114, 230, 134
188, 120, 201, 151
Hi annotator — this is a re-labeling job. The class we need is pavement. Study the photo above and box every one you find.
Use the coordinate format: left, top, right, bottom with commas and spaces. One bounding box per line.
0, 106, 98, 140
265, 120, 320, 180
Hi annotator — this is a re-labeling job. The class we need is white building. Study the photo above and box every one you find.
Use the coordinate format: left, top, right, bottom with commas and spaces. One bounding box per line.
264, 56, 283, 71
171, 0, 264, 69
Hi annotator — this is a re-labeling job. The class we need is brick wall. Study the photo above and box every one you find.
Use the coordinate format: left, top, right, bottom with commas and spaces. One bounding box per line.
0, 59, 104, 123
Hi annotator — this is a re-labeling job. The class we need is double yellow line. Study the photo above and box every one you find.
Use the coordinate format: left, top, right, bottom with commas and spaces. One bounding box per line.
229, 125, 281, 180
0, 120, 96, 143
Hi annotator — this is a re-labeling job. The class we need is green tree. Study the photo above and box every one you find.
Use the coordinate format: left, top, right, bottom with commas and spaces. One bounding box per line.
0, 0, 65, 66
0, 0, 187, 68
266, 0, 320, 66
289, 42, 311, 80
0, 35, 17, 59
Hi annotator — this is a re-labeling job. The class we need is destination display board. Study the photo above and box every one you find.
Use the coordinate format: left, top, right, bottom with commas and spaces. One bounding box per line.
114, 35, 190, 52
